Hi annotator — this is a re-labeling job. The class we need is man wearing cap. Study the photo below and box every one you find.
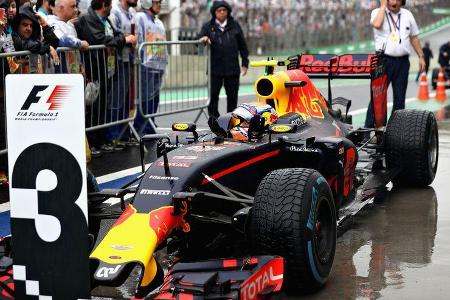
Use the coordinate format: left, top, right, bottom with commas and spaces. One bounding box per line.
199, 0, 249, 118
364, 0, 425, 130
135, 0, 167, 134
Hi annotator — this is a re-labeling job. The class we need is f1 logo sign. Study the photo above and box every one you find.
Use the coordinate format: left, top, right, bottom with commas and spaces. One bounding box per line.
20, 85, 71, 111
21, 85, 49, 110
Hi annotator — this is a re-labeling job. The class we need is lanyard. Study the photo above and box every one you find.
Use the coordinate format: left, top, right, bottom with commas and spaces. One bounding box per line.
386, 12, 401, 32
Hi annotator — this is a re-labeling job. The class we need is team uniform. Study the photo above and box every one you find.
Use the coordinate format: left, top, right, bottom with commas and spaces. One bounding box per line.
365, 7, 419, 128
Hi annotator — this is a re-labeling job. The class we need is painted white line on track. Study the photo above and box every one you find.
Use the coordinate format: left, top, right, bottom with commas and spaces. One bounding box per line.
349, 95, 421, 116
0, 202, 10, 213
96, 164, 150, 184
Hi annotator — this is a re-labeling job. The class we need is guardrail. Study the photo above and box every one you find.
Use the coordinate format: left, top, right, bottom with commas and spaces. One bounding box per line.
136, 40, 210, 133
0, 41, 211, 156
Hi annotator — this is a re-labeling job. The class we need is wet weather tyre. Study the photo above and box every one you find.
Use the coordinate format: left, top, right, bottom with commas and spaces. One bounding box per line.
251, 168, 336, 292
385, 109, 439, 187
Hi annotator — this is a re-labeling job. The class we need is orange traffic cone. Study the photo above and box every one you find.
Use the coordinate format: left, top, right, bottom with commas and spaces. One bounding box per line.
417, 72, 429, 101
435, 68, 447, 102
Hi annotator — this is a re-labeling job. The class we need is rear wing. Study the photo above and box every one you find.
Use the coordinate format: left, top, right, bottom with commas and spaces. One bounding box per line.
286, 53, 384, 79
286, 53, 388, 127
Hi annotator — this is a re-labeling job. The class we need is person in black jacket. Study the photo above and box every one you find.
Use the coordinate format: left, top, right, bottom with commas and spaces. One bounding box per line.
75, 0, 136, 156
199, 0, 249, 118
12, 5, 59, 72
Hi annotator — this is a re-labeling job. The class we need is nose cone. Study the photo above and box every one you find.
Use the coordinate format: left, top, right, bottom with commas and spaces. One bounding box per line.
90, 204, 190, 285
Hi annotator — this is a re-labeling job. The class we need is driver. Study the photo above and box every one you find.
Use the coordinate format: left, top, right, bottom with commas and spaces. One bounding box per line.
229, 102, 278, 141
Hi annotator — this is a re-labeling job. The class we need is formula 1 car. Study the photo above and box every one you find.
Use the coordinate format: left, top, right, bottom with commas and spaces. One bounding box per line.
86, 53, 438, 299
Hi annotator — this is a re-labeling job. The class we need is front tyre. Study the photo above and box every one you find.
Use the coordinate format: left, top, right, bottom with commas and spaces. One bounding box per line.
385, 109, 439, 187
251, 168, 336, 291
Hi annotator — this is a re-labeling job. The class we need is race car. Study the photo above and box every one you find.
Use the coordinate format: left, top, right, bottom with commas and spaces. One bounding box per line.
1, 53, 437, 299
84, 53, 439, 299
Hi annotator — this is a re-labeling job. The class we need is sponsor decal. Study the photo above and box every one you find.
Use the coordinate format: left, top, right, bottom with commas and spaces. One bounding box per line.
173, 123, 189, 131
240, 264, 283, 300
156, 161, 191, 168
111, 245, 134, 251
173, 155, 198, 160
109, 255, 122, 260
271, 125, 293, 133
96, 265, 122, 279
149, 175, 180, 180
298, 54, 374, 74
140, 189, 171, 196
288, 145, 319, 153
15, 85, 72, 121
291, 116, 305, 126
186, 145, 225, 152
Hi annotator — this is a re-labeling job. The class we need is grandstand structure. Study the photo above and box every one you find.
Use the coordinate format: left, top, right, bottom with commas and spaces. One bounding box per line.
175, 0, 450, 54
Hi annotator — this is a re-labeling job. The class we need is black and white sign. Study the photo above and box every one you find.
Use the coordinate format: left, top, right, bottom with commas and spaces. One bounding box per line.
6, 74, 90, 299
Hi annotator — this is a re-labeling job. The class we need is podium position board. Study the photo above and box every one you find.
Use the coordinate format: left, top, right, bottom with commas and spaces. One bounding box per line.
6, 74, 90, 299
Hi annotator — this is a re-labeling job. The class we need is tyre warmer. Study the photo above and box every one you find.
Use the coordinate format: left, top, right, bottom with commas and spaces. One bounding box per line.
152, 256, 284, 300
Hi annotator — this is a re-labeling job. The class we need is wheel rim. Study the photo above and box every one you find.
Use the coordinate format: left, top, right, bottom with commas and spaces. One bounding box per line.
314, 197, 334, 264
429, 126, 438, 172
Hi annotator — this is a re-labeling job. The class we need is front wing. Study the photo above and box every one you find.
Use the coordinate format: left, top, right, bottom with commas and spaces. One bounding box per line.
152, 256, 284, 300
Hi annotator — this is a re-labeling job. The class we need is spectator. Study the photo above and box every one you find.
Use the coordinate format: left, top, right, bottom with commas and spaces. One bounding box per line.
415, 41, 433, 81
0, 0, 9, 186
135, 0, 167, 134
75, 0, 136, 156
48, 0, 89, 73
36, 0, 51, 19
364, 0, 425, 130
199, 0, 249, 118
438, 41, 450, 68
108, 0, 138, 144
11, 5, 59, 73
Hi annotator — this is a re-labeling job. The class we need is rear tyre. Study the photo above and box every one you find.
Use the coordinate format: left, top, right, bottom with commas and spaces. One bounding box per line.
385, 109, 438, 186
251, 168, 336, 291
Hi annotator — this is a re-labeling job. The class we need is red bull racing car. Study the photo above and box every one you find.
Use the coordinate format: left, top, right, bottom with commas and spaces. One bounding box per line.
1, 53, 438, 299
84, 53, 439, 299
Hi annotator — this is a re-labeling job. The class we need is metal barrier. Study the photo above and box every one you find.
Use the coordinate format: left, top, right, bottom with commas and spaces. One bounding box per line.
0, 41, 211, 156
136, 40, 210, 134
54, 46, 136, 135
0, 50, 44, 157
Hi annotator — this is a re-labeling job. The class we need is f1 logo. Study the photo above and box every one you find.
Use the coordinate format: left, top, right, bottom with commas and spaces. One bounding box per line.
21, 85, 49, 110
20, 85, 71, 111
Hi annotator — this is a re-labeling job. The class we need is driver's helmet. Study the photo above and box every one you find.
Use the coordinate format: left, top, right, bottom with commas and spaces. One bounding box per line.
229, 102, 278, 141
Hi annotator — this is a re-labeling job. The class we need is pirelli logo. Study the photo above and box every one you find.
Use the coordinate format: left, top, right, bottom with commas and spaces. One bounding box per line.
140, 189, 171, 196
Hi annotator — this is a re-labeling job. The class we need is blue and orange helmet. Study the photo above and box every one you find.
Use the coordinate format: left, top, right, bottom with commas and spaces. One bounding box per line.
230, 102, 278, 141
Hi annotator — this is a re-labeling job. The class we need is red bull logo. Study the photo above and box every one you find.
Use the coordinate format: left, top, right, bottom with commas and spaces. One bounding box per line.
148, 203, 190, 243
298, 54, 374, 74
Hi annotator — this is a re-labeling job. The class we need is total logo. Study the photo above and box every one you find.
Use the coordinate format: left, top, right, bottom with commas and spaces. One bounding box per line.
95, 265, 122, 279
140, 189, 171, 196
240, 266, 283, 300
15, 85, 72, 121
149, 175, 179, 181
